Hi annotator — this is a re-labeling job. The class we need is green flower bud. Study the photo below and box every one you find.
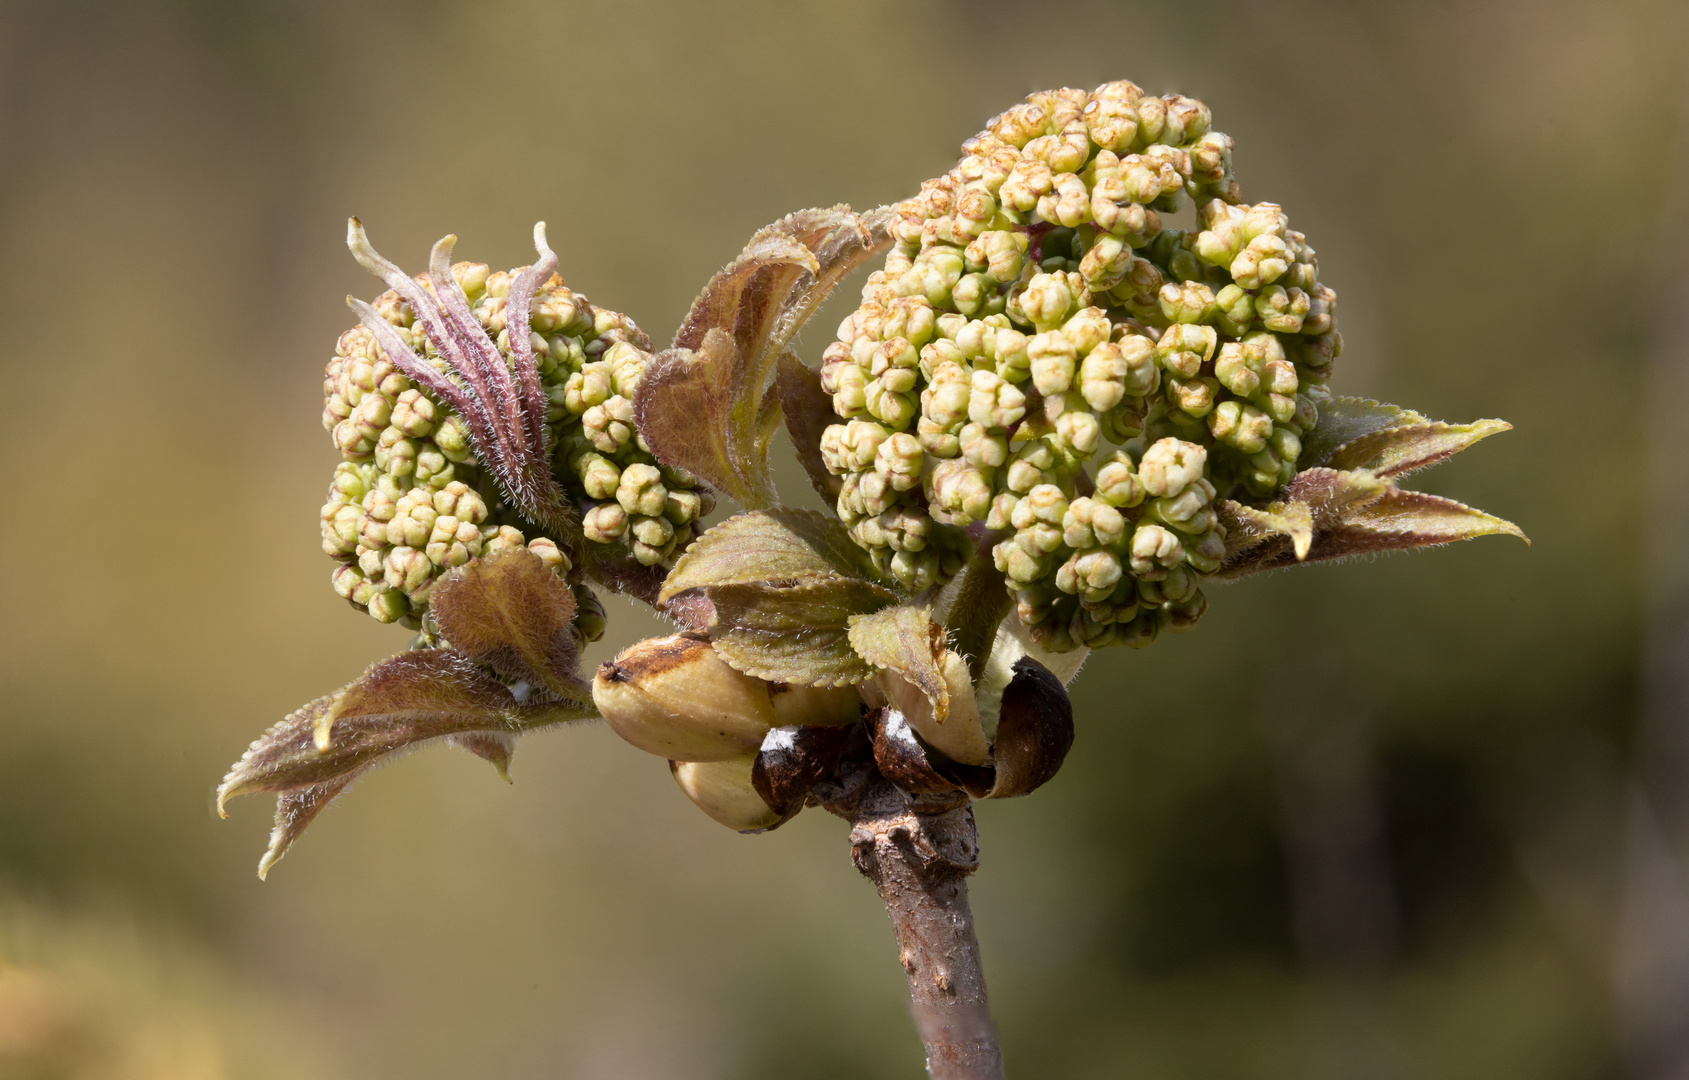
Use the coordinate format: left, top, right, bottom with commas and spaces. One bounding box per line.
385, 487, 438, 549
384, 545, 434, 600
1093, 452, 1147, 508
564, 362, 614, 415
373, 428, 418, 477
953, 421, 1004, 469
575, 451, 622, 500
927, 458, 994, 525
664, 488, 705, 526
1208, 399, 1274, 453
1182, 528, 1226, 574
1053, 404, 1102, 457
434, 414, 473, 462
389, 388, 437, 437
1056, 548, 1125, 603
1028, 332, 1078, 396
1129, 522, 1184, 577
413, 444, 455, 490
1231, 233, 1290, 289
1156, 323, 1218, 379
584, 501, 629, 543
1139, 438, 1206, 496
1255, 285, 1309, 333
582, 394, 636, 455
1150, 477, 1217, 534
365, 583, 409, 624
1005, 438, 1068, 494
1160, 589, 1207, 633
865, 378, 918, 429
1020, 272, 1075, 331
921, 361, 973, 430
994, 538, 1049, 584
1158, 281, 1218, 325
616, 462, 667, 517
425, 515, 484, 569
1062, 496, 1127, 549
967, 230, 1025, 284
969, 369, 1027, 429
874, 432, 925, 491
321, 501, 361, 557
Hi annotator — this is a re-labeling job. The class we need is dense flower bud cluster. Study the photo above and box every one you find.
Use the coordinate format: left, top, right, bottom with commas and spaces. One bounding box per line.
319, 261, 709, 625
819, 81, 1343, 650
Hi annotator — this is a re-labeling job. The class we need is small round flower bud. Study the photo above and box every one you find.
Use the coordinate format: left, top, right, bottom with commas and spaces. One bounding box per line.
582, 395, 637, 455
994, 538, 1049, 584
321, 502, 362, 558
1138, 438, 1206, 496
616, 462, 668, 518
1019, 272, 1075, 331
1056, 548, 1125, 603
969, 369, 1027, 429
564, 363, 614, 415
1028, 331, 1078, 395
1156, 323, 1218, 379
584, 502, 629, 543
927, 458, 995, 525
1093, 453, 1147, 508
425, 515, 484, 569
1158, 281, 1218, 324
958, 422, 1008, 469
1077, 341, 1129, 412
874, 432, 925, 491
1062, 496, 1127, 549
433, 414, 473, 462
1129, 522, 1184, 577
575, 452, 622, 500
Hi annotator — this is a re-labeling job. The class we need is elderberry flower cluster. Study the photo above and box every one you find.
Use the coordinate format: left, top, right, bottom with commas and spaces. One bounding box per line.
319, 239, 710, 630
819, 81, 1342, 651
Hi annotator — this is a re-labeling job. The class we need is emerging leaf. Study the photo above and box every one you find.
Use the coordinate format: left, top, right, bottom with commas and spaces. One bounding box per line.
218, 650, 592, 878
1299, 396, 1511, 480
707, 582, 891, 687
852, 605, 990, 765
662, 509, 884, 600
774, 350, 844, 506
429, 548, 588, 706
1217, 466, 1528, 579
634, 206, 892, 509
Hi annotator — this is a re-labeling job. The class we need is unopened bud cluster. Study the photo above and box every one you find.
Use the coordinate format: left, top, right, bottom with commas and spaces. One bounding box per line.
319, 262, 709, 625
819, 81, 1343, 650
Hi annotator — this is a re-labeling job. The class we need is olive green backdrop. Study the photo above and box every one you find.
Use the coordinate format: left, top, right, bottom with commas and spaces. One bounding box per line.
1, 0, 1685, 1077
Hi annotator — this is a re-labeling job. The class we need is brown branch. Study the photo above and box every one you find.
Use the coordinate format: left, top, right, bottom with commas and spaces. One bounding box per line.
823, 766, 1005, 1079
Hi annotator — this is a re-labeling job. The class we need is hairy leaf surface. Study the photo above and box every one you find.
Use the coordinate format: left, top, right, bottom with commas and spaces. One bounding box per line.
218, 650, 592, 878
430, 548, 587, 704
661, 509, 882, 601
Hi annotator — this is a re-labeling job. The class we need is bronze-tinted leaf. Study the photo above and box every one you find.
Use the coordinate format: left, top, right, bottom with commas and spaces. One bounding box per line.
634, 206, 891, 509
774, 350, 844, 505
447, 732, 516, 782
1298, 397, 1427, 469
1321, 418, 1513, 480
982, 657, 1074, 799
218, 650, 592, 877
752, 723, 857, 816
1217, 475, 1527, 579
1218, 500, 1315, 560
430, 548, 587, 704
661, 508, 882, 601
867, 707, 958, 795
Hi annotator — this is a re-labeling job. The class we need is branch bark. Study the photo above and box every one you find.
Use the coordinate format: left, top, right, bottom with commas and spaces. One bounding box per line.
824, 767, 1005, 1079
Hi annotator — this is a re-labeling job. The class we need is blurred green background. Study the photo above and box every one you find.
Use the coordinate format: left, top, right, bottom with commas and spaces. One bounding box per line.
2, 0, 1687, 1076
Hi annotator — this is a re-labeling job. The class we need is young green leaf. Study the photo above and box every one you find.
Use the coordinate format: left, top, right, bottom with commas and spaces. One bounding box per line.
661, 509, 883, 600
707, 581, 890, 687
634, 206, 891, 509
851, 605, 990, 766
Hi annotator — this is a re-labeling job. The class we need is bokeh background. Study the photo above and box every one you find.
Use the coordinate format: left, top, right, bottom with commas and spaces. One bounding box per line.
2, 0, 1687, 1076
